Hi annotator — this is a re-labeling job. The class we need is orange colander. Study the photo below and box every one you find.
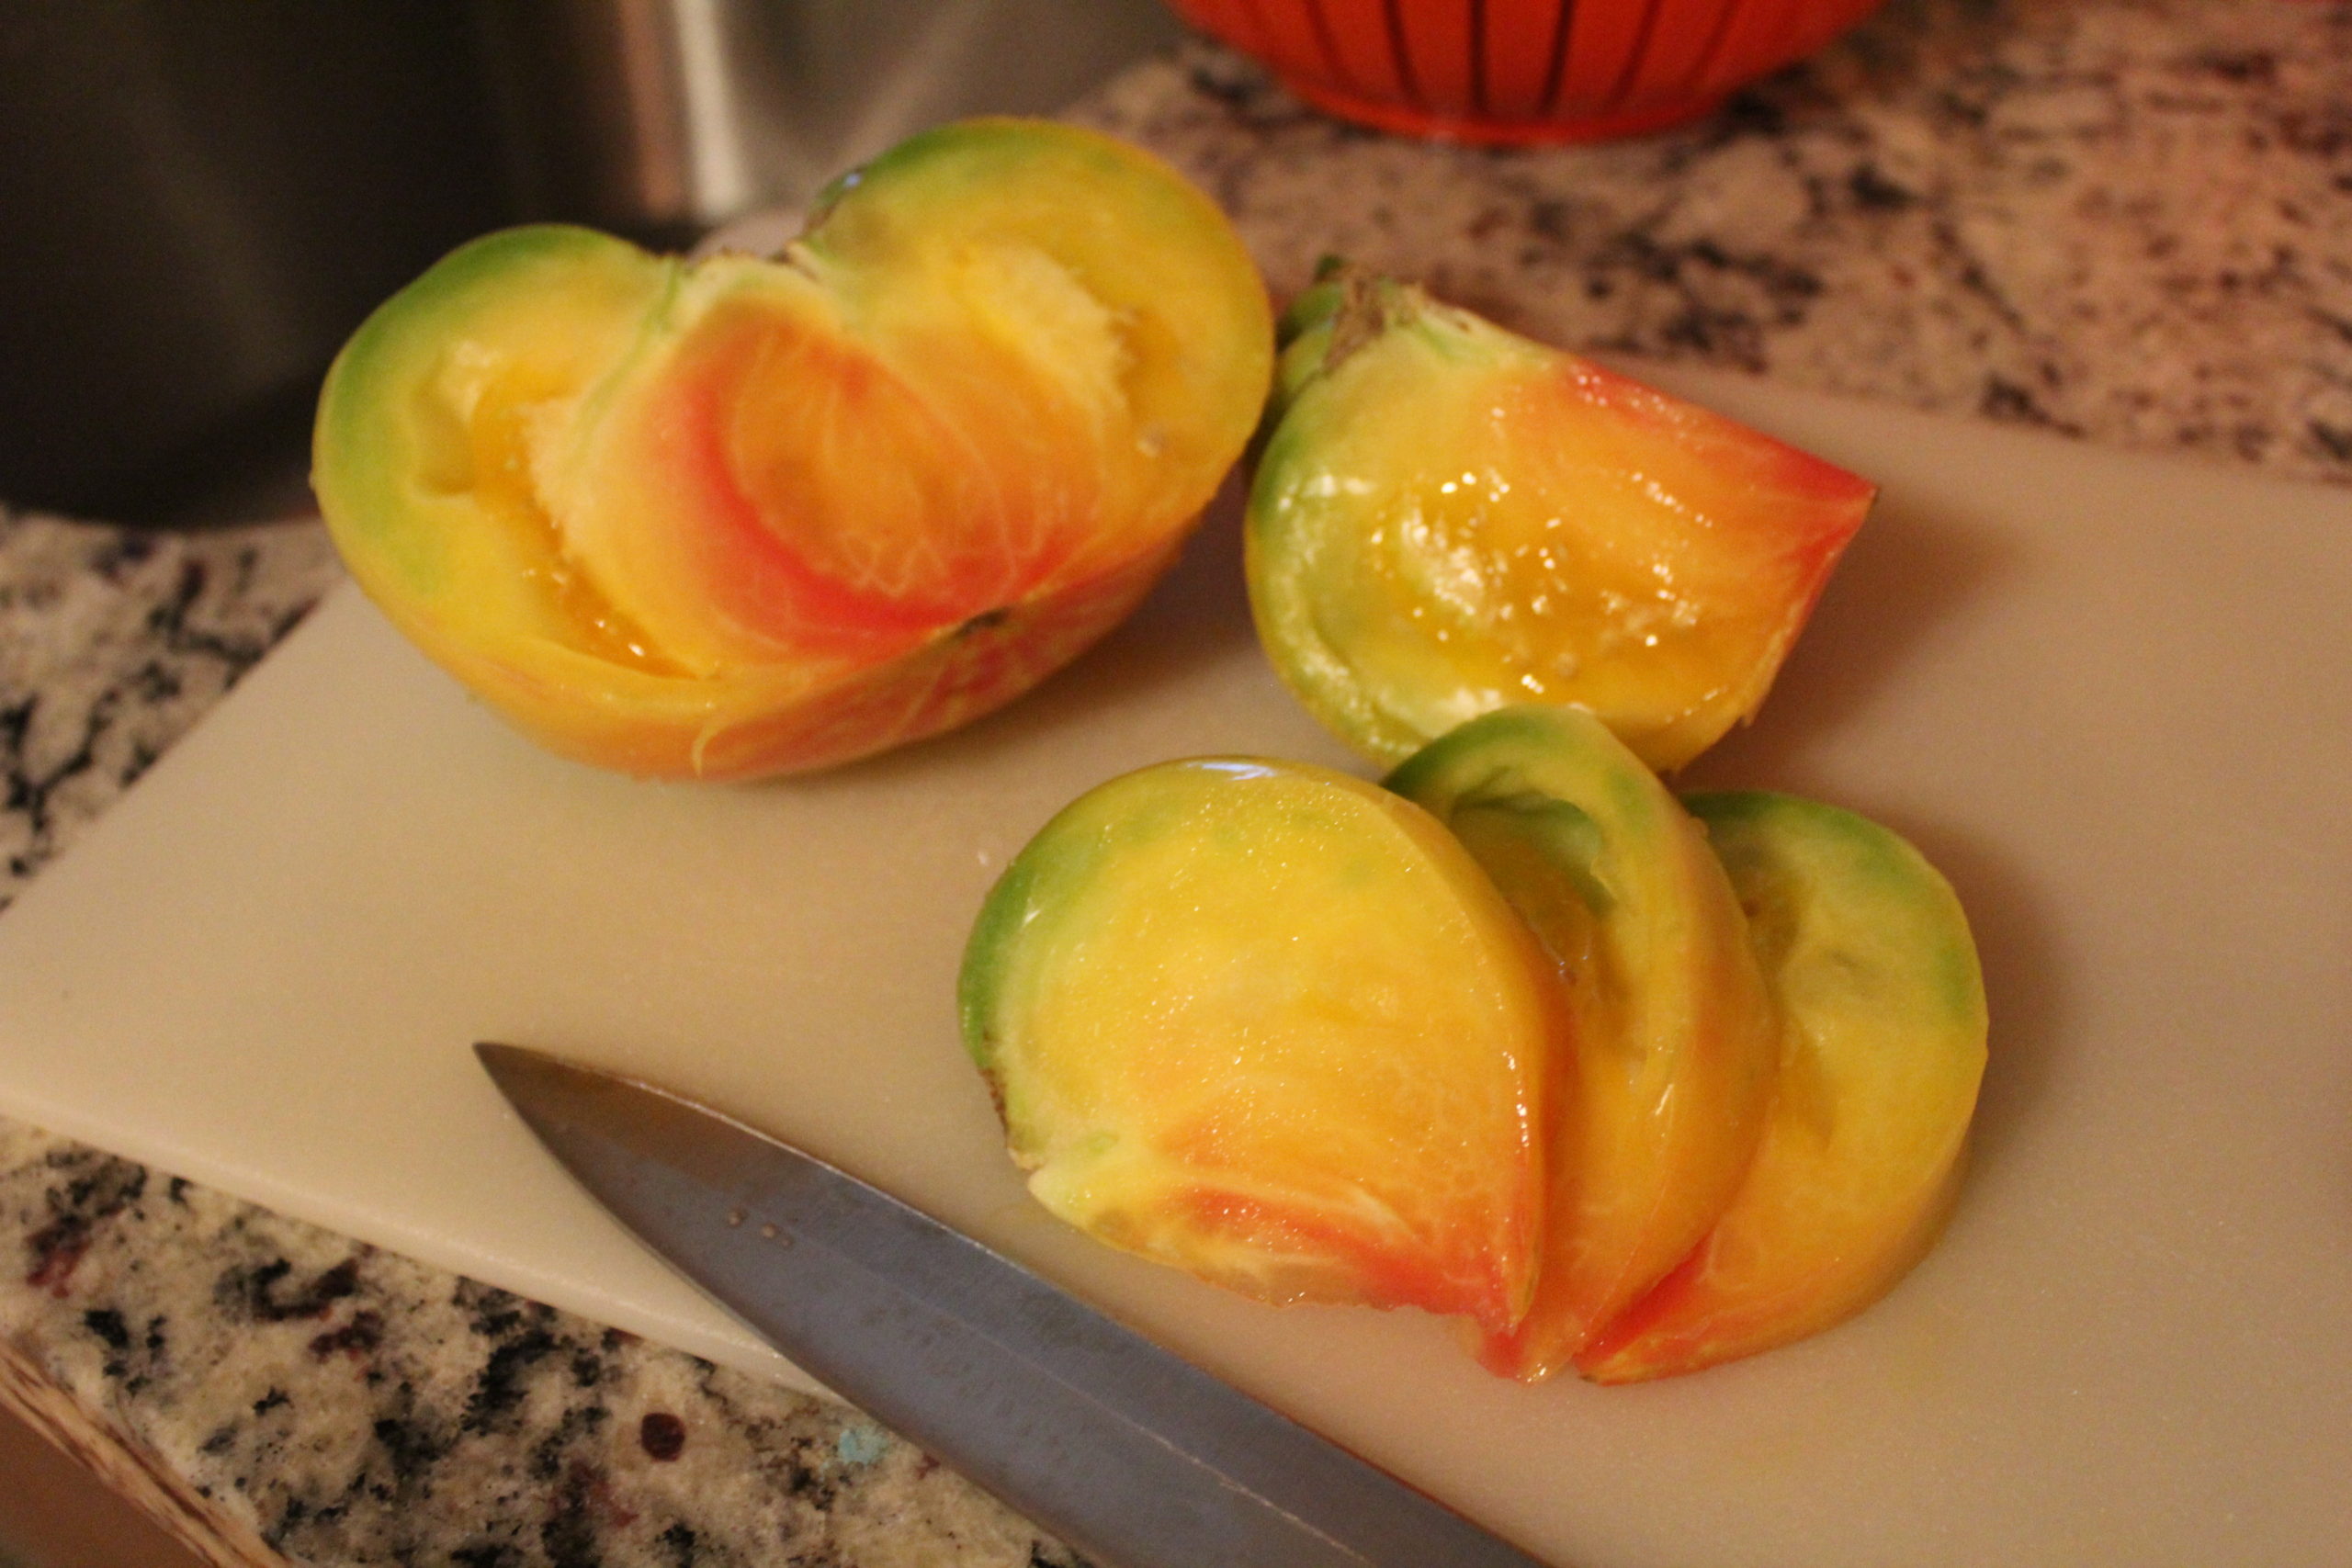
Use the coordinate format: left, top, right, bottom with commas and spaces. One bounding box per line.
1163, 0, 1886, 143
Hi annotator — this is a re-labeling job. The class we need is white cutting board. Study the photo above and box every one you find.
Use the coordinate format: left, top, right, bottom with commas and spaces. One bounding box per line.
3, 368, 2347, 1568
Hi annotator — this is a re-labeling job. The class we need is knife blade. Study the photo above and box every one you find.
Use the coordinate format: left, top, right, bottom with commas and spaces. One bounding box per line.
475, 1042, 1553, 1568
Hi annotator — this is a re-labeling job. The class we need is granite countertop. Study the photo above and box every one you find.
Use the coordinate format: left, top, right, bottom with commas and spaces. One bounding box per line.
3, 2, 2346, 1562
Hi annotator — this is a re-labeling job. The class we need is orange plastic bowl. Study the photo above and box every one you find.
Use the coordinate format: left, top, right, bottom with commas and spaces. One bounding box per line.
1164, 0, 1886, 144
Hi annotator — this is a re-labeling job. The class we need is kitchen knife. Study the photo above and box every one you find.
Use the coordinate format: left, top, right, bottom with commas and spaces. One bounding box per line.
476, 1042, 1554, 1568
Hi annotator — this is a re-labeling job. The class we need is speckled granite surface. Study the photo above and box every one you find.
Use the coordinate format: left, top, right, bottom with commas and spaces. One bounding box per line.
1096, 0, 2352, 484
0, 517, 340, 911
2, 1, 2346, 1562
0, 1125, 1084, 1566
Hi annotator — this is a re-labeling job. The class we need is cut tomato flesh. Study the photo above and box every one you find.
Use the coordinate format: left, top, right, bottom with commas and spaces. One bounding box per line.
962, 758, 1556, 1335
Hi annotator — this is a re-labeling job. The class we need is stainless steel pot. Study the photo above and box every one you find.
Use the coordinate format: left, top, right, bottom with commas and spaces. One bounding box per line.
480, 0, 1182, 241
1, 0, 1182, 522
0, 1, 512, 520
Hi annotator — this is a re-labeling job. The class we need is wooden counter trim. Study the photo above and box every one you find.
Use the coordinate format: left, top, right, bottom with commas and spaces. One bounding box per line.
0, 1332, 283, 1568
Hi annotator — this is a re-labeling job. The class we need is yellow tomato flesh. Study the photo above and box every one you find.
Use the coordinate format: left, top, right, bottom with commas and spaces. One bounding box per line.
314, 120, 1272, 779
1577, 792, 1987, 1382
1249, 271, 1872, 772
963, 759, 1556, 1335
1386, 706, 1780, 1379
